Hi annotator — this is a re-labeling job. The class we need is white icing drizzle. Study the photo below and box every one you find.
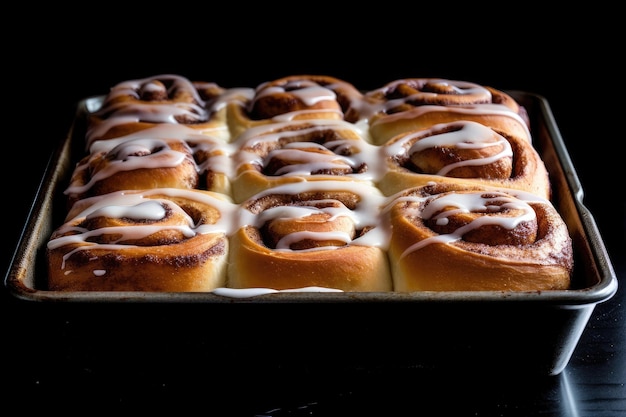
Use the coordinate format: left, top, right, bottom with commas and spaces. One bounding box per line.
242, 77, 367, 124
50, 181, 391, 269
101, 74, 206, 107
86, 74, 237, 145
88, 200, 167, 220
257, 200, 356, 251
188, 137, 236, 180
87, 121, 222, 151
356, 78, 531, 141
368, 79, 492, 111
384, 120, 513, 176
93, 101, 207, 124
258, 202, 351, 225
265, 142, 357, 175
86, 120, 229, 151
208, 87, 255, 112
237, 180, 391, 250
48, 188, 239, 269
64, 138, 194, 195
211, 286, 343, 298
395, 190, 539, 259
253, 82, 337, 107
371, 103, 531, 140
52, 75, 552, 292
86, 124, 235, 181
235, 118, 370, 143
274, 230, 353, 251
232, 119, 383, 182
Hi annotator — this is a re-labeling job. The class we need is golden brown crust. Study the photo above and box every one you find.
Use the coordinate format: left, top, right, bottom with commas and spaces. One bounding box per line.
46, 74, 574, 294
226, 75, 365, 140
64, 137, 200, 209
386, 182, 573, 292
47, 188, 235, 292
227, 181, 392, 291
377, 120, 551, 199
87, 74, 229, 146
363, 78, 531, 145
230, 119, 374, 203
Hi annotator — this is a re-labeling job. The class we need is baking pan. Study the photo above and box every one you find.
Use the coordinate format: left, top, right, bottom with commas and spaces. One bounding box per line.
4, 90, 618, 375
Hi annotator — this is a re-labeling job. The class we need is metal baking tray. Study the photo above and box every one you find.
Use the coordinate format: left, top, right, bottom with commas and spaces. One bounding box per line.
4, 90, 618, 375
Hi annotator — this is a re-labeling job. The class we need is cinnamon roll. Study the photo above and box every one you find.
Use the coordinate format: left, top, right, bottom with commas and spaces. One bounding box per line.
385, 182, 573, 292
86, 74, 229, 146
230, 118, 380, 203
47, 188, 237, 292
227, 180, 392, 291
362, 78, 531, 145
226, 75, 366, 140
65, 131, 200, 209
377, 120, 551, 199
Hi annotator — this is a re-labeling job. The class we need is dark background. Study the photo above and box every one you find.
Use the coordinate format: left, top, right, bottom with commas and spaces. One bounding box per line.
6, 10, 621, 219
3, 10, 624, 416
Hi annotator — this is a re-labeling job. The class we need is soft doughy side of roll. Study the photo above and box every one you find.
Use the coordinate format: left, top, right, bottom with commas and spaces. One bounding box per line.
227, 180, 393, 291
377, 120, 551, 199
386, 182, 573, 292
47, 188, 237, 292
228, 226, 392, 291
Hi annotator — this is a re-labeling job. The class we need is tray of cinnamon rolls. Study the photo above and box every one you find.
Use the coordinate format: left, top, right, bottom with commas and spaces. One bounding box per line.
5, 74, 618, 373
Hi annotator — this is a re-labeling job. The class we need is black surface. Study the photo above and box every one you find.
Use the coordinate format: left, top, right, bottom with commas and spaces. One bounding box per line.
4, 13, 625, 416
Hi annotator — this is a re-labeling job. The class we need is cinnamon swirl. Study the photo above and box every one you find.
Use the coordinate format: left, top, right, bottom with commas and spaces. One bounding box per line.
230, 118, 380, 203
45, 73, 577, 295
227, 180, 392, 291
377, 120, 551, 199
65, 132, 200, 209
86, 74, 229, 146
47, 188, 237, 292
385, 182, 573, 292
362, 78, 531, 145
226, 75, 366, 140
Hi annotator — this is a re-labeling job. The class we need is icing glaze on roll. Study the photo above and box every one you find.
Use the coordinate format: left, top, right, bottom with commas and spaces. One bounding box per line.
384, 120, 513, 176
228, 179, 393, 291
230, 119, 383, 203
52, 188, 238, 252
87, 74, 230, 144
370, 104, 531, 139
362, 78, 531, 145
47, 188, 237, 292
47, 74, 574, 294
65, 138, 198, 197
93, 74, 208, 123
237, 179, 390, 250
395, 189, 538, 258
363, 78, 494, 112
226, 75, 366, 141
212, 286, 343, 298
377, 119, 550, 198
386, 182, 573, 292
